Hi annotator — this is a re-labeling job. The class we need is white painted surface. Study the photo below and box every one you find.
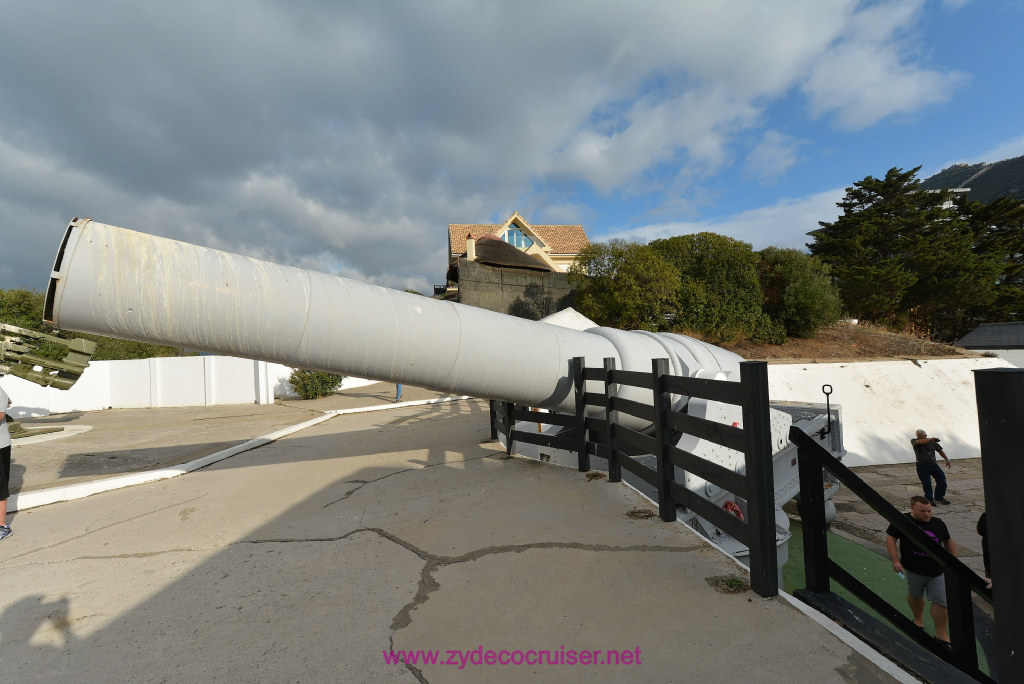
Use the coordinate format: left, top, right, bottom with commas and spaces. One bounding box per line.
1, 356, 382, 416
768, 357, 1013, 467
973, 349, 1024, 368
1, 356, 278, 417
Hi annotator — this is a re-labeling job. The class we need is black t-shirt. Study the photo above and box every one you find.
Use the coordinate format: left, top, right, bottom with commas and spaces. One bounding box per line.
886, 513, 950, 577
911, 438, 942, 464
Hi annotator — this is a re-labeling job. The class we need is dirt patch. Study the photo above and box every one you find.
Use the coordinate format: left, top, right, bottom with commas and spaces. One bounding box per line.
705, 575, 751, 594
718, 322, 981, 363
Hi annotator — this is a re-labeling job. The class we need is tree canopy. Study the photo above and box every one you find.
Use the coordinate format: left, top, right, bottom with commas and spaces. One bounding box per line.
808, 166, 1016, 340
650, 233, 783, 343
569, 233, 841, 343
756, 247, 842, 338
569, 240, 678, 331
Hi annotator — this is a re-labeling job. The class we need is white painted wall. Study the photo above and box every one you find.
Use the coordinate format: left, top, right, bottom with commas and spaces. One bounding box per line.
769, 357, 1014, 467
1, 357, 380, 417
972, 349, 1024, 368
1, 356, 279, 417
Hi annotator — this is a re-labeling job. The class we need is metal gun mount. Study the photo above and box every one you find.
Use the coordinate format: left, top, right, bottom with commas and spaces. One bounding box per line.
43, 217, 844, 562
1, 323, 96, 390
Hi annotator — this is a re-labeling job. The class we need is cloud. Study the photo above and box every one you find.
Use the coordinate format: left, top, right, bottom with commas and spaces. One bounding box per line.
601, 188, 846, 251
744, 131, 804, 182
0, 1, 966, 295
802, 0, 966, 130
968, 134, 1024, 165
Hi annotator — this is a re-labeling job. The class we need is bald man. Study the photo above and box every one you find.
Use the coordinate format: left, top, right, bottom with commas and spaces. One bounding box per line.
911, 429, 950, 505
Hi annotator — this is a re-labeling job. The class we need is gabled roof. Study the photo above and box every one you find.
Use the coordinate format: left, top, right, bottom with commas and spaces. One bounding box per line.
449, 211, 590, 256
957, 322, 1024, 349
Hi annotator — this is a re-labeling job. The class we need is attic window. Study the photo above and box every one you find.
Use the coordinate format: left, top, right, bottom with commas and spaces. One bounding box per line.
504, 227, 533, 249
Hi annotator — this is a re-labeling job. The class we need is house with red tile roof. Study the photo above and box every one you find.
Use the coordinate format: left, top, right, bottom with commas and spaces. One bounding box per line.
448, 211, 590, 273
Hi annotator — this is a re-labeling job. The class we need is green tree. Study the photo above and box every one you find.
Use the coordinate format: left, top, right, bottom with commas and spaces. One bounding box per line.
568, 240, 679, 331
756, 248, 843, 338
650, 233, 783, 343
809, 166, 1002, 340
957, 195, 1024, 323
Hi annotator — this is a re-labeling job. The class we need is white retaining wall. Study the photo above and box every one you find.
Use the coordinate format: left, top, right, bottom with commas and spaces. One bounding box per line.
1, 357, 381, 418
769, 357, 1014, 467
2, 356, 278, 417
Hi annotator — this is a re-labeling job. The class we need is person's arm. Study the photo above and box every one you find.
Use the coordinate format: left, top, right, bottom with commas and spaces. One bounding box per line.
887, 535, 903, 573
944, 537, 957, 557
937, 448, 950, 468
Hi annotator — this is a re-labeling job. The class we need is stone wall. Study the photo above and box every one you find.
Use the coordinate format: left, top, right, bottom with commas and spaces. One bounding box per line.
457, 259, 574, 319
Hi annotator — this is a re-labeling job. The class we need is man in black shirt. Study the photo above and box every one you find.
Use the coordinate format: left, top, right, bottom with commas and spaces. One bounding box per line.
911, 429, 951, 505
886, 496, 958, 645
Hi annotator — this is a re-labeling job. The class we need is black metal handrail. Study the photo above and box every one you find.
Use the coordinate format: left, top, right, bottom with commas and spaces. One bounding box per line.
790, 425, 993, 682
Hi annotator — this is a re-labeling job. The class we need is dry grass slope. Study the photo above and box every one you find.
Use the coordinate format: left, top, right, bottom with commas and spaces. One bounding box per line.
717, 322, 981, 363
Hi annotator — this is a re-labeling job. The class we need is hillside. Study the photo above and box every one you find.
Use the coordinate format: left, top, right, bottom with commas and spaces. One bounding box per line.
718, 321, 981, 363
921, 154, 1024, 203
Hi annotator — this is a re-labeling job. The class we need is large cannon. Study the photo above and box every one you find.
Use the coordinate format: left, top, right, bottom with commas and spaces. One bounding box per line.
43, 217, 843, 562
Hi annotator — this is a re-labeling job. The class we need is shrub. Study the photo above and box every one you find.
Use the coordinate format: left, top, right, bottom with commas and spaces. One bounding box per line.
289, 369, 344, 399
757, 247, 843, 338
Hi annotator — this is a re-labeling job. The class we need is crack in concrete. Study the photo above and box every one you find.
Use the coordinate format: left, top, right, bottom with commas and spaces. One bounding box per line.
242, 527, 707, 637
318, 452, 494, 510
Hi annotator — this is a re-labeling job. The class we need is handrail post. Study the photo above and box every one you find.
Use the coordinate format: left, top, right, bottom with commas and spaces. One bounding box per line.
974, 367, 1024, 681
794, 437, 830, 593
489, 400, 498, 440
602, 357, 620, 482
653, 358, 676, 522
944, 569, 977, 670
572, 356, 590, 472
504, 401, 515, 455
741, 361, 778, 597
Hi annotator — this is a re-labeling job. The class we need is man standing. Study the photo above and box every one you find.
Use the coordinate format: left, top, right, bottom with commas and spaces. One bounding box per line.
911, 429, 951, 505
887, 496, 958, 645
0, 383, 12, 541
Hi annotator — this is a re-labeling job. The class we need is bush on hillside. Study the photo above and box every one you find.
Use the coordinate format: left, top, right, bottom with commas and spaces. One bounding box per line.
757, 247, 843, 338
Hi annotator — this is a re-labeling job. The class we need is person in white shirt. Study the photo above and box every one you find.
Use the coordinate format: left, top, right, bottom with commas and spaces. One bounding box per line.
0, 384, 13, 541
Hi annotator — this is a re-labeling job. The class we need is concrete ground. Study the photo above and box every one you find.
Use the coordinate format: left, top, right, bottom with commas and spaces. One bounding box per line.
0, 383, 903, 683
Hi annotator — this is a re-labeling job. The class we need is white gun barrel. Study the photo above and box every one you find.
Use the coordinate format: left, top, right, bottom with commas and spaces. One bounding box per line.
44, 218, 743, 419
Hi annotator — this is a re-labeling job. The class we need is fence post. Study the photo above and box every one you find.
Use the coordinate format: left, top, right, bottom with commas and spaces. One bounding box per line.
572, 356, 590, 472
943, 569, 978, 670
974, 367, 1024, 681
489, 400, 498, 440
504, 401, 515, 455
795, 439, 830, 593
740, 361, 778, 597
652, 358, 676, 522
603, 357, 620, 482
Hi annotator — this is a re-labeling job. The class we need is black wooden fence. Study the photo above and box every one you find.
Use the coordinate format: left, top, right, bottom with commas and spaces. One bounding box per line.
490, 356, 779, 597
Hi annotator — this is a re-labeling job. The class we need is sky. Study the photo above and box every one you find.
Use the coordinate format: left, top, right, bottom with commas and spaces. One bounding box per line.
2, 0, 1023, 296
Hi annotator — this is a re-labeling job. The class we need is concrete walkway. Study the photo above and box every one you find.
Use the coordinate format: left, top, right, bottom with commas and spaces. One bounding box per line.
0, 386, 905, 683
